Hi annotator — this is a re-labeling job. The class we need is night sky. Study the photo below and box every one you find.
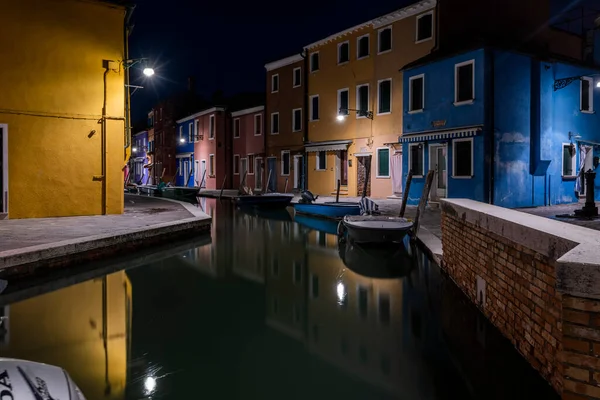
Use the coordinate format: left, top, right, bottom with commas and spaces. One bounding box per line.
128, 0, 597, 122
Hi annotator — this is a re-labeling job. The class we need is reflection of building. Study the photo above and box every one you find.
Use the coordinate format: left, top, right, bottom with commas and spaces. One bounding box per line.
0, 271, 132, 400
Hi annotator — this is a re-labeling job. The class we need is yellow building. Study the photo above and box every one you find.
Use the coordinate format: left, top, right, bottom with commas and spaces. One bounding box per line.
0, 0, 131, 218
0, 271, 132, 399
305, 0, 436, 198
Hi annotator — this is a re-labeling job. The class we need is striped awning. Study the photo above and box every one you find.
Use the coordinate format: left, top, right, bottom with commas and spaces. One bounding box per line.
398, 126, 482, 143
305, 140, 352, 153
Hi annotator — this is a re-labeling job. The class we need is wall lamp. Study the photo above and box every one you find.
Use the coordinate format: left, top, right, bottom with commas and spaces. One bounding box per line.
554, 74, 600, 91
337, 108, 373, 121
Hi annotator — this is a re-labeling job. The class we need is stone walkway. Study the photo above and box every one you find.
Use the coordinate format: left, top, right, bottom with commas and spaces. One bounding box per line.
517, 201, 600, 231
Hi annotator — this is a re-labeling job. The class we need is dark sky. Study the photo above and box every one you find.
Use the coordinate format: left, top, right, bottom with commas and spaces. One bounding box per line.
128, 0, 597, 122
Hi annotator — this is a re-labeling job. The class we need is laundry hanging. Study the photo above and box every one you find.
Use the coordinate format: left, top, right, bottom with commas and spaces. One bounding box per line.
390, 151, 403, 195
576, 144, 593, 193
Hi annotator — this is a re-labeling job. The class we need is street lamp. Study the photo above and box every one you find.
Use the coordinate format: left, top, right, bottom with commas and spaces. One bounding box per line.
337, 108, 374, 120
179, 138, 185, 144
143, 67, 155, 77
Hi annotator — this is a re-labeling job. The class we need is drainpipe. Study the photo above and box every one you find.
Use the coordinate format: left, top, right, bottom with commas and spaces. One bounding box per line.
102, 62, 110, 215
123, 5, 136, 161
488, 49, 495, 205
301, 49, 309, 190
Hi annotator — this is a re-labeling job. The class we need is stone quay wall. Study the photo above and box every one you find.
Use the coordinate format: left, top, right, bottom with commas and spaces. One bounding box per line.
440, 199, 600, 400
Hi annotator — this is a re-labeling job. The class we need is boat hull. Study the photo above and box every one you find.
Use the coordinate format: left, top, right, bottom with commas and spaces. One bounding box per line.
294, 202, 360, 219
234, 194, 293, 209
342, 215, 413, 244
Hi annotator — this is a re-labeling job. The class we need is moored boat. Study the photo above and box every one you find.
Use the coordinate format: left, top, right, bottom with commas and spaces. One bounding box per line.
233, 193, 294, 209
138, 184, 160, 196
340, 215, 413, 244
293, 202, 361, 219
160, 186, 200, 203
337, 239, 416, 278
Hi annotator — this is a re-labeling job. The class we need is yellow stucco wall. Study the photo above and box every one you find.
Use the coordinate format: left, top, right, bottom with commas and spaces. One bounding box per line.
0, 0, 127, 218
306, 8, 435, 197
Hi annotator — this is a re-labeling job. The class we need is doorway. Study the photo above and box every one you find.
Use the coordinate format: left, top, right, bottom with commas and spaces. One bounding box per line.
183, 160, 190, 187
194, 160, 199, 187
429, 144, 447, 200
579, 145, 593, 196
356, 155, 371, 197
293, 155, 304, 189
267, 157, 277, 192
335, 150, 348, 187
255, 157, 263, 190
200, 160, 207, 188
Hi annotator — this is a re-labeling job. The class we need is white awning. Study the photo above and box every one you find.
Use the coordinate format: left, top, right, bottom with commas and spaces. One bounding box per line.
305, 140, 352, 153
398, 126, 482, 143
353, 152, 372, 157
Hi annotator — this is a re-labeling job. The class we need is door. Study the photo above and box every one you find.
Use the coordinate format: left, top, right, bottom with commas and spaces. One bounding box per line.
240, 158, 248, 185
194, 161, 199, 187
429, 145, 447, 200
183, 160, 190, 187
293, 155, 303, 189
340, 150, 348, 186
579, 145, 593, 196
267, 157, 277, 192
200, 160, 207, 187
255, 158, 263, 190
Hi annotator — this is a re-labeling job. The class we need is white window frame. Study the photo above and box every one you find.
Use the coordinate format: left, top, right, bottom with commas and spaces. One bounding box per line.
454, 59, 475, 106
270, 112, 279, 135
356, 83, 370, 119
377, 78, 392, 115
254, 114, 262, 136
562, 143, 577, 178
271, 74, 279, 93
179, 126, 183, 142
357, 33, 370, 60
209, 114, 215, 139
316, 151, 327, 171
292, 108, 302, 132
240, 157, 248, 178
376, 147, 391, 178
281, 150, 291, 176
415, 11, 434, 44
377, 26, 392, 54
248, 153, 255, 175
233, 154, 240, 175
309, 95, 320, 121
581, 76, 594, 113
233, 118, 240, 139
452, 138, 474, 178
188, 123, 193, 143
337, 88, 349, 116
337, 40, 350, 65
293, 67, 302, 88
194, 120, 199, 142
208, 154, 215, 176
408, 143, 425, 178
310, 51, 320, 72
408, 74, 425, 113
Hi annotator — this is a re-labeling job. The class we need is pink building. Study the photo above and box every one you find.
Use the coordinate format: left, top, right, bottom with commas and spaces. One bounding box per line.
231, 106, 265, 191
193, 107, 231, 190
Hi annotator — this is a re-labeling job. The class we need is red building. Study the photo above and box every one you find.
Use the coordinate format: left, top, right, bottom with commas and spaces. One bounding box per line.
193, 107, 232, 190
231, 106, 265, 191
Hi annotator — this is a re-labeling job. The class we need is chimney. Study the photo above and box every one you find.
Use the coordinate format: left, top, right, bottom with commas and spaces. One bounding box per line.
188, 76, 195, 93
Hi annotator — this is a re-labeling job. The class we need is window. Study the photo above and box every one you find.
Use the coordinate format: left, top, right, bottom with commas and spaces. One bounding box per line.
270, 112, 279, 134
409, 143, 424, 176
356, 84, 369, 118
581, 77, 594, 113
233, 118, 240, 138
292, 108, 302, 132
209, 154, 215, 176
378, 26, 392, 53
563, 143, 577, 177
316, 151, 327, 170
453, 138, 473, 178
338, 41, 349, 64
194, 120, 199, 142
209, 115, 215, 139
455, 60, 474, 104
188, 122, 193, 143
271, 74, 279, 93
246, 154, 254, 174
337, 88, 349, 116
281, 151, 290, 175
293, 67, 301, 87
377, 79, 392, 114
409, 74, 424, 112
357, 34, 369, 59
311, 274, 319, 298
293, 261, 302, 284
416, 12, 433, 42
310, 52, 319, 72
310, 95, 320, 121
377, 147, 390, 178
233, 154, 240, 174
254, 114, 262, 135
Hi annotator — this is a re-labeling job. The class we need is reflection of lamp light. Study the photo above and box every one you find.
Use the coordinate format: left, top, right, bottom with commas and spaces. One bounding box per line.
144, 376, 156, 394
336, 282, 346, 303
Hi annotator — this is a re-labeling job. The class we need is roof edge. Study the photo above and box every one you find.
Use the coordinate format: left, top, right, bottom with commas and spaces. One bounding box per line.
176, 107, 226, 124
265, 54, 304, 71
231, 105, 265, 117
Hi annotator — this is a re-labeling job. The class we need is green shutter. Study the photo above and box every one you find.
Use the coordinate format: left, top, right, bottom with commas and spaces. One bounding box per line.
378, 148, 390, 177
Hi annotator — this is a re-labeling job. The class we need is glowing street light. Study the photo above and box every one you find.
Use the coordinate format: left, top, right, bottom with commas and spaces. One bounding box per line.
337, 108, 373, 121
179, 138, 185, 143
132, 147, 138, 153
143, 67, 155, 77
337, 115, 346, 121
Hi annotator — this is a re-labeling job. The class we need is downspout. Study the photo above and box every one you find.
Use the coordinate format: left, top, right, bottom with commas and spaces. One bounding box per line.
123, 5, 136, 164
102, 63, 110, 215
489, 49, 495, 205
301, 48, 309, 190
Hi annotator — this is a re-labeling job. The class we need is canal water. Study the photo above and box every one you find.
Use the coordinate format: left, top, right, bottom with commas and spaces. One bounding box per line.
0, 198, 558, 400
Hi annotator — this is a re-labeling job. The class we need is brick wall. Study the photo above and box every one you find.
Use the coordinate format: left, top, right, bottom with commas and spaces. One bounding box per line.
441, 211, 563, 393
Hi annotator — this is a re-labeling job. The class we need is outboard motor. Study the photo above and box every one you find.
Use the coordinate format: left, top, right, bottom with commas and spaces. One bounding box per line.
299, 190, 318, 204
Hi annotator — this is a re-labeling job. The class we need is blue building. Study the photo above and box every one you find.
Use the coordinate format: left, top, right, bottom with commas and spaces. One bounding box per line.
400, 44, 600, 208
175, 113, 197, 187
131, 130, 149, 185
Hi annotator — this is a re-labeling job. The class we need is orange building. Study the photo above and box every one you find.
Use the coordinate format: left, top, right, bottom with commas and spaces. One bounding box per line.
304, 0, 436, 198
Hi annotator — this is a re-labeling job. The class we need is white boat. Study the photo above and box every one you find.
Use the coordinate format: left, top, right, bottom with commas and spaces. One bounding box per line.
0, 358, 86, 399
340, 215, 413, 244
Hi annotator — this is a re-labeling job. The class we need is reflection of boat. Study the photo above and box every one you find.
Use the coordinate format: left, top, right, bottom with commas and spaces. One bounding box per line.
337, 239, 415, 278
294, 214, 339, 235
161, 186, 200, 203
0, 358, 86, 399
233, 193, 294, 209
238, 206, 292, 222
341, 215, 413, 244
294, 202, 361, 219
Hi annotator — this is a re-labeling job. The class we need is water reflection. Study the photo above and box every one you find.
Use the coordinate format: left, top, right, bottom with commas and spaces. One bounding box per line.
0, 199, 558, 400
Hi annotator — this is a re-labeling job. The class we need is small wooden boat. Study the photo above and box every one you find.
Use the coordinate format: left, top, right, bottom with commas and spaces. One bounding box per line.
294, 202, 361, 219
340, 215, 413, 244
233, 193, 294, 209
